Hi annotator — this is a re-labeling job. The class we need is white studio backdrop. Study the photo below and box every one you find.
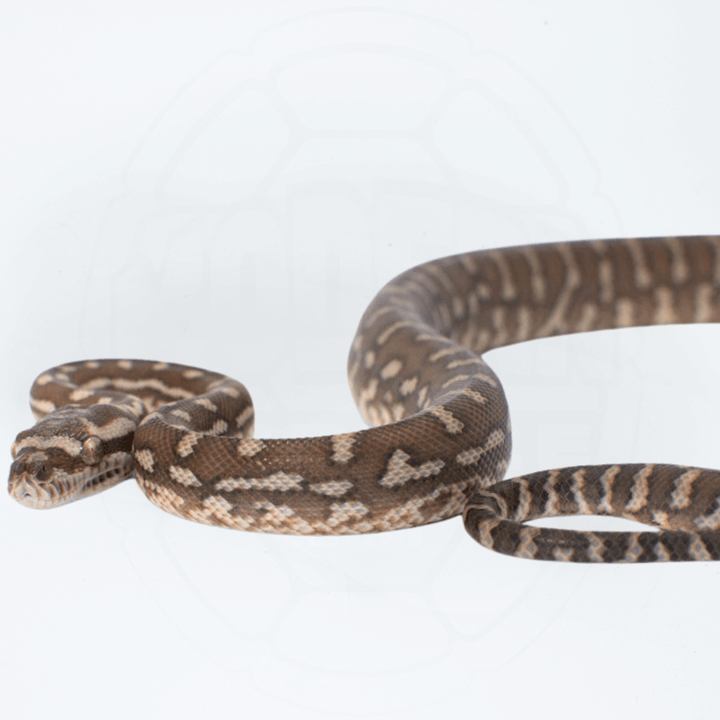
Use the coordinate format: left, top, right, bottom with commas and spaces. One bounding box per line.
2, 3, 720, 719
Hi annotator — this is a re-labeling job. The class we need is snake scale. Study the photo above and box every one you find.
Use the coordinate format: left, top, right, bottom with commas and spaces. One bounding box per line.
10, 235, 720, 562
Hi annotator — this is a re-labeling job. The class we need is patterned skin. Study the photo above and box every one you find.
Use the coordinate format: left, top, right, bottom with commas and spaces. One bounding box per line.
9, 236, 720, 561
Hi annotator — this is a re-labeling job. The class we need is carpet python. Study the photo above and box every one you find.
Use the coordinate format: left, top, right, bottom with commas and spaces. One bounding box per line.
9, 236, 720, 562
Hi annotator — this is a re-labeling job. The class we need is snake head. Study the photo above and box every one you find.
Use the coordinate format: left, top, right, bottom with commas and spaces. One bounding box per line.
8, 405, 136, 509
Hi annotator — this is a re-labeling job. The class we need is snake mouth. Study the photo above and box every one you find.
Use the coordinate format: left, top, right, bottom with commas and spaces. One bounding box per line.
77, 453, 135, 499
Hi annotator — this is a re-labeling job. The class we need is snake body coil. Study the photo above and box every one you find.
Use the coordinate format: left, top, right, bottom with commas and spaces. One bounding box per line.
10, 236, 720, 562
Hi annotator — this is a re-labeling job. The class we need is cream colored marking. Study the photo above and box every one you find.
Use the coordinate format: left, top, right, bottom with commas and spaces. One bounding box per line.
536, 243, 581, 337
688, 535, 712, 561
571, 469, 593, 515
670, 468, 702, 510
152, 362, 169, 370
615, 298, 634, 327
176, 431, 201, 458
515, 526, 541, 560
428, 346, 464, 362
216, 471, 304, 492
331, 432, 357, 464
597, 465, 621, 515
477, 518, 501, 552
489, 249, 516, 301
424, 261, 455, 293
652, 509, 670, 527
458, 253, 477, 274
473, 372, 498, 388
417, 385, 428, 409
516, 306, 532, 342
665, 236, 688, 284
653, 287, 677, 324
377, 320, 415, 346
135, 448, 155, 473
598, 258, 613, 305
169, 465, 203, 487
326, 501, 369, 527
694, 504, 720, 531
428, 405, 464, 434
84, 416, 135, 441
251, 502, 317, 534
84, 376, 195, 400
202, 495, 238, 526
310, 480, 353, 496
492, 307, 508, 347
626, 465, 654, 513
218, 385, 240, 398
452, 296, 465, 319
447, 358, 483, 370
381, 359, 403, 379
346, 358, 360, 387
364, 351, 376, 369
543, 470, 561, 517
69, 389, 95, 402
399, 376, 419, 396
364, 305, 394, 329
365, 406, 381, 426
236, 438, 265, 457
459, 388, 486, 405
379, 449, 445, 488
521, 244, 545, 302
195, 397, 217, 412
455, 428, 505, 466
12, 435, 82, 457
587, 533, 606, 563
694, 283, 714, 323
552, 546, 575, 562
235, 406, 253, 429
183, 369, 204, 379
140, 478, 186, 511
35, 373, 53, 386
624, 534, 644, 562
441, 374, 471, 389
514, 480, 532, 521
171, 409, 192, 422
373, 496, 425, 532
626, 237, 652, 288
576, 303, 598, 333
358, 378, 379, 410
117, 360, 133, 370
208, 419, 229, 435
654, 543, 672, 562
84, 361, 101, 369
54, 372, 70, 382
30, 398, 56, 416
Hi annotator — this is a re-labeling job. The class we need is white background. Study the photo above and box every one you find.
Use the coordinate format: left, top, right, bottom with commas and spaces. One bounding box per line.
3, 2, 720, 718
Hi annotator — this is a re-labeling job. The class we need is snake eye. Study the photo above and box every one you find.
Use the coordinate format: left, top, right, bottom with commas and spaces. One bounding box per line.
30, 461, 51, 481
80, 436, 103, 465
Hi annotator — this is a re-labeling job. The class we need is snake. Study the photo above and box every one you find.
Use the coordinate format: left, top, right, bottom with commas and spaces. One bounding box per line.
9, 235, 720, 562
